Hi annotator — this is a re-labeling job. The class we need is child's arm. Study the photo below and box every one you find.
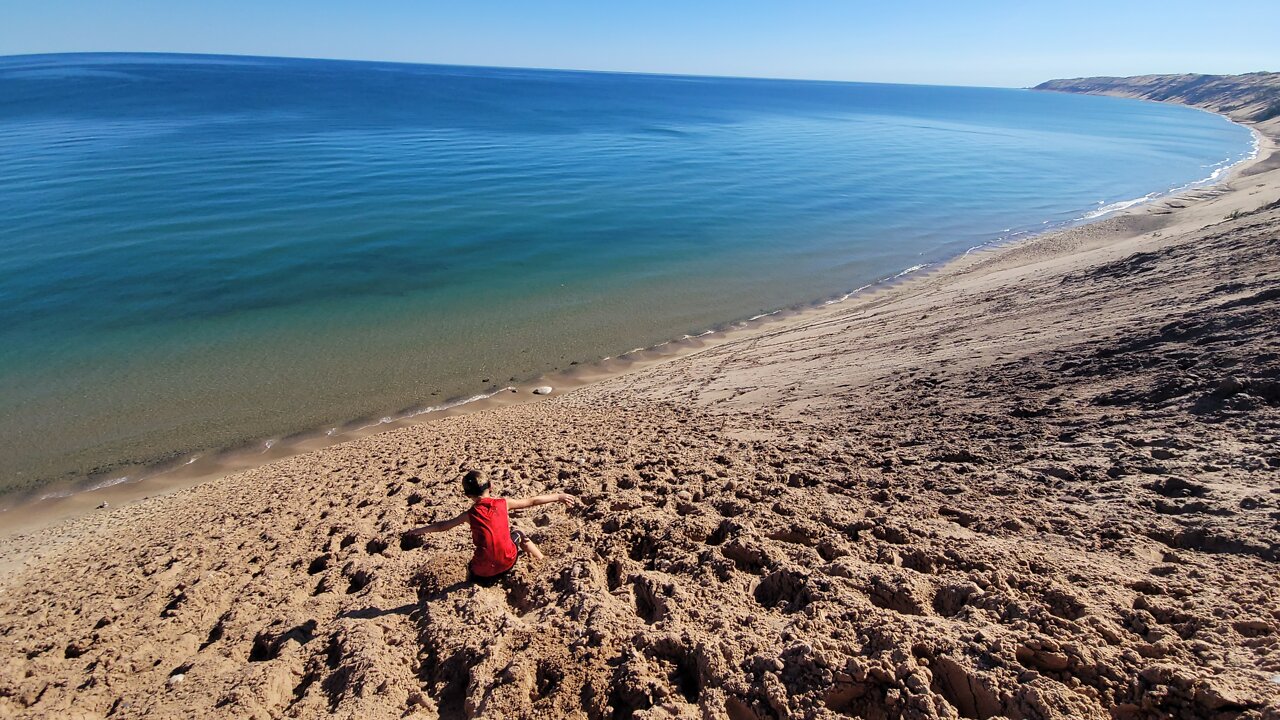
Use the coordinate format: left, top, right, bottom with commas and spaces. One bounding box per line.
506, 493, 579, 510
406, 510, 469, 536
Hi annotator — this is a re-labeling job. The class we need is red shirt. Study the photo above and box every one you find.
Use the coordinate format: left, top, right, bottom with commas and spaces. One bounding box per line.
467, 497, 518, 577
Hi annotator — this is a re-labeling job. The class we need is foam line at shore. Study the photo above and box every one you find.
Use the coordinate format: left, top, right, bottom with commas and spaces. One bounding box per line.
349, 387, 519, 433
26, 455, 203, 506
1081, 194, 1159, 220
959, 125, 1260, 257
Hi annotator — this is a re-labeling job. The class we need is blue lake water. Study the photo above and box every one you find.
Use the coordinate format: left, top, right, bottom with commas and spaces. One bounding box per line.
0, 53, 1255, 496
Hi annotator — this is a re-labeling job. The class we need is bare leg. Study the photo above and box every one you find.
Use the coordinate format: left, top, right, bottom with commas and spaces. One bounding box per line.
511, 523, 545, 563
521, 536, 545, 562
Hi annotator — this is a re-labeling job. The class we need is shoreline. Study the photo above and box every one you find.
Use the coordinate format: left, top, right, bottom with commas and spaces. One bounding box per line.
0, 109, 1265, 543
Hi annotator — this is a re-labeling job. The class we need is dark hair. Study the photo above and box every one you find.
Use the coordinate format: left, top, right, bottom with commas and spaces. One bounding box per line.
461, 470, 490, 497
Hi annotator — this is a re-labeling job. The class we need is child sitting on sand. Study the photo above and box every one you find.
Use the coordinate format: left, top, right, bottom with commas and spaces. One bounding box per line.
406, 469, 578, 583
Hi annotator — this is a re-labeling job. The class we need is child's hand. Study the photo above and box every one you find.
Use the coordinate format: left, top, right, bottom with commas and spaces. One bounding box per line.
557, 493, 579, 508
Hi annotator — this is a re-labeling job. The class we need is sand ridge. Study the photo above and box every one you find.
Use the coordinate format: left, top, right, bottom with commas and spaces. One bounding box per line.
1, 125, 1279, 718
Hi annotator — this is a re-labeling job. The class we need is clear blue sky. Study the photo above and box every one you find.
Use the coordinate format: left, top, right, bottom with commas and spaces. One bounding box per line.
2, 0, 1276, 87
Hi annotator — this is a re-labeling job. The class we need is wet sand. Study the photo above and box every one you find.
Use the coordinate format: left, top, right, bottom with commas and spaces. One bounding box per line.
0, 113, 1277, 718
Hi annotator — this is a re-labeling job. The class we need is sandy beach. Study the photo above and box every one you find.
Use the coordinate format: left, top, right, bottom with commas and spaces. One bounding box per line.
1, 96, 1278, 720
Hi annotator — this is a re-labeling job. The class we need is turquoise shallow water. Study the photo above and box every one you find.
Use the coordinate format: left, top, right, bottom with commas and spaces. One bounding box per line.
0, 53, 1256, 496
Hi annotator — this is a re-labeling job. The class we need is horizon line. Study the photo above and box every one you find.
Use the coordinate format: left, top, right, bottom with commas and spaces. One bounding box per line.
1, 49, 1047, 90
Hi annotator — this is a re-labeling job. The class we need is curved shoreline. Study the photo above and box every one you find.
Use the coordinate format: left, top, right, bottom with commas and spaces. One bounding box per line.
0, 109, 1265, 539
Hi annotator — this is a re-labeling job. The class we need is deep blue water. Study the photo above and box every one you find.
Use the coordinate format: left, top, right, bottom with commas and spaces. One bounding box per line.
0, 53, 1255, 495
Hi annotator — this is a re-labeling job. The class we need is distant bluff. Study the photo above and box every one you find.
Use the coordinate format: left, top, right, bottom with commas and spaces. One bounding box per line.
1035, 72, 1280, 124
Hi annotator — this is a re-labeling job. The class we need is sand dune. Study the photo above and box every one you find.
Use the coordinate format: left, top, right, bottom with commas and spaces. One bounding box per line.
1, 117, 1279, 718
1034, 72, 1280, 124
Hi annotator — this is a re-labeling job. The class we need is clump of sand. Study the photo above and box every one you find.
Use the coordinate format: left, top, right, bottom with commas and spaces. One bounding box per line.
1, 125, 1279, 720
